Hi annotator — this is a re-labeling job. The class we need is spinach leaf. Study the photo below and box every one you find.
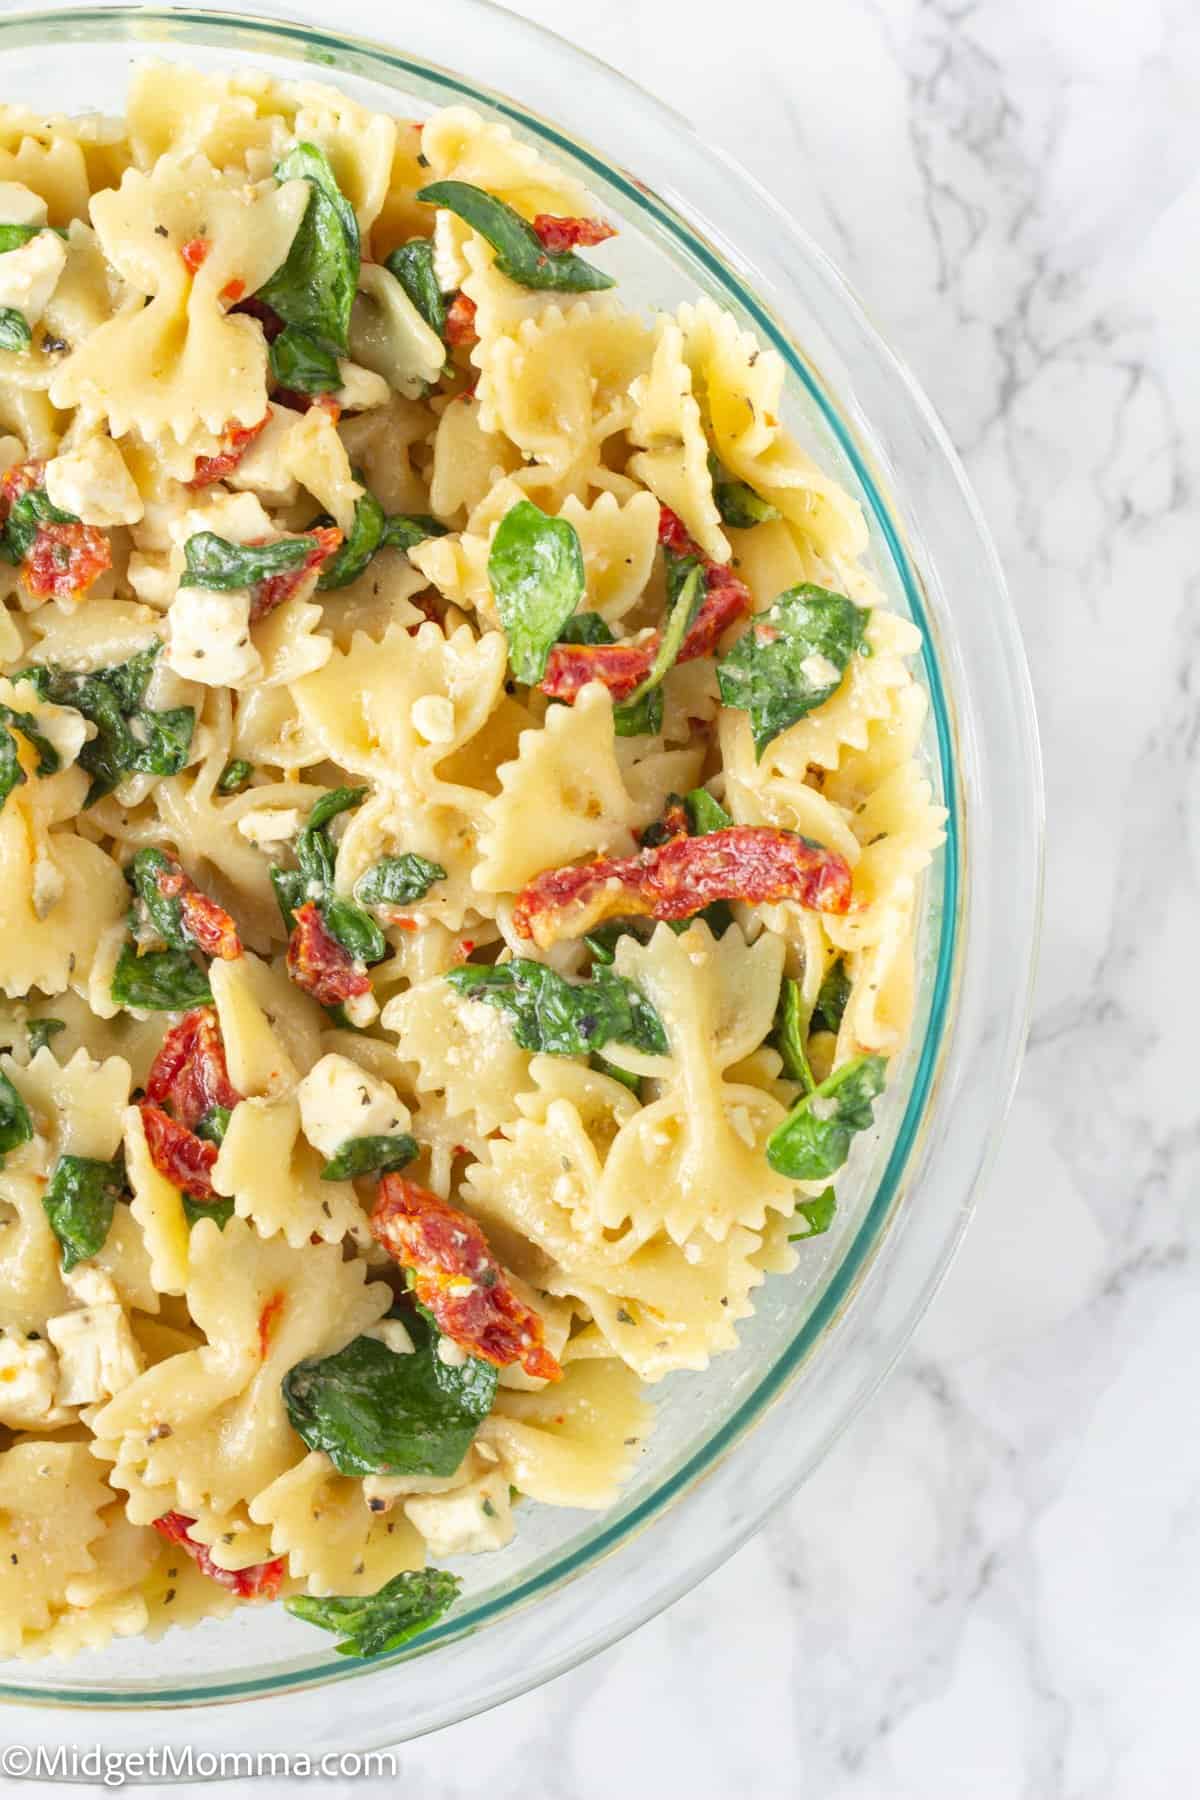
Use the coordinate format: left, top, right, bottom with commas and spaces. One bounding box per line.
0, 1068, 32, 1163
384, 238, 446, 338
717, 584, 870, 756
257, 142, 359, 362
772, 976, 814, 1092
127, 847, 187, 949
613, 562, 703, 737
268, 323, 342, 395
416, 180, 615, 294
282, 1311, 497, 1478
810, 957, 851, 1037
181, 1193, 235, 1230
684, 787, 732, 835
707, 452, 779, 529
766, 1054, 887, 1181
380, 513, 446, 553
321, 895, 387, 965
269, 786, 386, 964
216, 758, 253, 795
0, 223, 65, 254
42, 1153, 125, 1270
18, 644, 194, 806
445, 958, 667, 1056
110, 942, 212, 1012
316, 490, 384, 590
194, 1105, 232, 1147
789, 1187, 836, 1240
0, 700, 60, 811
320, 1132, 418, 1181
183, 530, 317, 592
0, 308, 31, 352
0, 484, 78, 564
582, 920, 646, 965
556, 611, 614, 646
354, 854, 445, 908
27, 1018, 65, 1056
592, 1052, 640, 1096
286, 1567, 461, 1659
487, 500, 585, 684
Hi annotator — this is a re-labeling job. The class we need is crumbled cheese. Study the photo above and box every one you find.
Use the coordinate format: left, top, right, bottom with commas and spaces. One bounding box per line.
0, 182, 48, 228
295, 1052, 409, 1160
799, 652, 843, 690
30, 848, 64, 920
165, 584, 262, 688
47, 1272, 145, 1408
235, 806, 304, 850
44, 436, 143, 527
0, 1329, 68, 1429
226, 404, 301, 506
404, 1471, 515, 1557
364, 1318, 416, 1357
808, 1095, 838, 1123
24, 697, 89, 768
169, 489, 276, 556
0, 228, 66, 328
335, 359, 391, 413
435, 1337, 469, 1369
341, 988, 379, 1030
410, 693, 456, 745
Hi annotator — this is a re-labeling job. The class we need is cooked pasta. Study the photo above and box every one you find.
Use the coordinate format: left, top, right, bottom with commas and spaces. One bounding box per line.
0, 63, 944, 1662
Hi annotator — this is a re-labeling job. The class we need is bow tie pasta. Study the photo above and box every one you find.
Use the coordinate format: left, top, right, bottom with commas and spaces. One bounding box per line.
0, 61, 943, 1665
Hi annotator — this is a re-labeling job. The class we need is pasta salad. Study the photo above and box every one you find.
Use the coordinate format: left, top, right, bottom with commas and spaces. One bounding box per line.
0, 63, 944, 1663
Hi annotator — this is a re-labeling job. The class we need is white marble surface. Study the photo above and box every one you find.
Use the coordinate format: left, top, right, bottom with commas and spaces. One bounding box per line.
20, 0, 1199, 1793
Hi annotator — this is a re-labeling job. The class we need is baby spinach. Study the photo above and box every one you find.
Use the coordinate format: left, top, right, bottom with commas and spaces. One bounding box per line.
19, 644, 194, 806
282, 1310, 497, 1479
766, 1053, 887, 1182
707, 453, 779, 529
320, 1132, 418, 1181
592, 1053, 640, 1096
384, 238, 446, 338
381, 513, 446, 553
0, 1068, 32, 1164
286, 1567, 461, 1659
488, 500, 585, 685
0, 701, 60, 812
417, 180, 615, 294
0, 223, 65, 254
614, 556, 703, 737
446, 958, 667, 1057
216, 758, 253, 795
789, 1187, 836, 1240
772, 976, 815, 1093
0, 308, 31, 352
256, 142, 359, 390
26, 1017, 65, 1056
126, 848, 188, 949
181, 1193, 235, 1230
316, 491, 385, 590
354, 853, 445, 907
270, 786, 387, 965
110, 943, 212, 1012
0, 485, 78, 565
716, 584, 870, 756
556, 611, 614, 646
810, 957, 851, 1037
684, 786, 733, 835
183, 530, 318, 592
194, 1105, 232, 1146
42, 1152, 126, 1271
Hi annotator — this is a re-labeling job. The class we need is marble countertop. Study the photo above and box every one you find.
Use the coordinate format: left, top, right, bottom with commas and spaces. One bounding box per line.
21, 0, 1198, 1793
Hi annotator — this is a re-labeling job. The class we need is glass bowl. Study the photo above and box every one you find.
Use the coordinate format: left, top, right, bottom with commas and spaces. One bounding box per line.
0, 0, 1042, 1759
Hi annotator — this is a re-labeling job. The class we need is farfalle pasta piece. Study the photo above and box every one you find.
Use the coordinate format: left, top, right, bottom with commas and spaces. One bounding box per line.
0, 1441, 113, 1657
212, 1095, 365, 1250
628, 315, 727, 563
479, 1357, 651, 1509
383, 975, 533, 1135
249, 1450, 425, 1597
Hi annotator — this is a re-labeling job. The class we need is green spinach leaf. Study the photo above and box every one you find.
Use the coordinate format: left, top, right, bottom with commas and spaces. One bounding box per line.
126, 847, 187, 949
380, 513, 446, 553
0, 700, 60, 811
110, 943, 212, 1012
446, 958, 667, 1056
316, 490, 384, 590
772, 976, 815, 1092
270, 786, 387, 964
0, 308, 31, 352
18, 644, 194, 806
320, 1132, 418, 1181
0, 1068, 32, 1164
487, 500, 585, 684
416, 180, 615, 294
810, 957, 851, 1037
766, 1054, 887, 1181
0, 223, 65, 254
216, 758, 253, 795
42, 1153, 125, 1270
286, 1567, 461, 1659
354, 854, 445, 908
26, 1018, 65, 1056
556, 611, 614, 646
282, 1311, 497, 1478
181, 1193, 235, 1230
0, 484, 78, 564
789, 1187, 836, 1240
684, 786, 732, 835
613, 562, 702, 737
707, 452, 779, 529
268, 323, 342, 395
384, 238, 446, 338
257, 142, 359, 365
717, 583, 870, 756
183, 530, 317, 592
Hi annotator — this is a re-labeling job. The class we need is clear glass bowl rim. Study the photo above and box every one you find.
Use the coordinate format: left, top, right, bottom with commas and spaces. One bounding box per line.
0, 0, 1044, 1751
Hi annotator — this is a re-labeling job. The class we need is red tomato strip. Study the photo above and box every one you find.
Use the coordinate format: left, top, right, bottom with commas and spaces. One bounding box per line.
155, 863, 242, 960
512, 826, 854, 949
250, 525, 342, 622
139, 1103, 219, 1201
145, 1006, 241, 1131
541, 564, 751, 703
657, 504, 696, 556
0, 459, 41, 509
370, 1175, 562, 1382
188, 414, 270, 489
286, 900, 371, 1007
22, 522, 111, 602
444, 293, 478, 348
152, 1513, 285, 1600
180, 237, 211, 273
531, 213, 616, 253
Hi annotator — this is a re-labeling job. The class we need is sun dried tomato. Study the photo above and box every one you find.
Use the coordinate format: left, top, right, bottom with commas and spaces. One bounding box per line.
145, 1006, 241, 1131
286, 900, 371, 1007
152, 1512, 285, 1600
233, 295, 285, 342
0, 459, 41, 511
219, 276, 246, 304
180, 237, 211, 273
370, 1175, 562, 1382
512, 825, 854, 949
540, 565, 751, 703
139, 1102, 219, 1201
188, 414, 270, 488
250, 525, 342, 623
444, 293, 478, 348
272, 389, 343, 419
22, 521, 112, 602
155, 863, 243, 959
531, 213, 617, 254
657, 504, 697, 557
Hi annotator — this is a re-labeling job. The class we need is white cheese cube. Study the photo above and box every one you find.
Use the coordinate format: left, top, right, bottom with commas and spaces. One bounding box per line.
0, 1329, 68, 1428
0, 182, 48, 228
0, 229, 66, 330
45, 436, 143, 527
226, 404, 301, 506
335, 359, 391, 413
235, 806, 304, 850
295, 1053, 410, 1160
165, 584, 262, 688
340, 987, 379, 1030
404, 1471, 515, 1556
47, 1284, 145, 1408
